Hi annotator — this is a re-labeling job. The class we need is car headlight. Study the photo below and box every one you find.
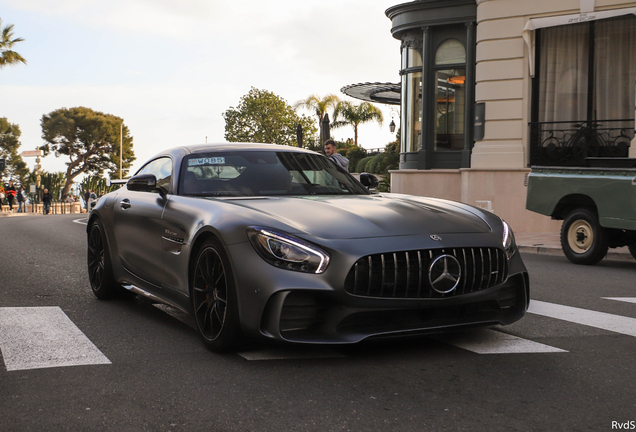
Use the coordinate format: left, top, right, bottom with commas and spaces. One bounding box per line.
502, 220, 517, 259
247, 227, 330, 274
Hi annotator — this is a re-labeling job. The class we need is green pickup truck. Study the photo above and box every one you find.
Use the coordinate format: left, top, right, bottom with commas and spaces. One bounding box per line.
526, 159, 636, 265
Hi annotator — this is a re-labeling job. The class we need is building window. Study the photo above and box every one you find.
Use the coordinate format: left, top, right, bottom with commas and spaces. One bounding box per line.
401, 43, 423, 154
530, 15, 636, 166
434, 39, 466, 152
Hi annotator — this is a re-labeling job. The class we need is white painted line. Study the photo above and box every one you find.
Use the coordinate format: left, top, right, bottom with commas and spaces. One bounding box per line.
529, 300, 636, 337
73, 218, 88, 225
238, 348, 346, 361
434, 328, 567, 354
603, 297, 636, 304
0, 307, 111, 371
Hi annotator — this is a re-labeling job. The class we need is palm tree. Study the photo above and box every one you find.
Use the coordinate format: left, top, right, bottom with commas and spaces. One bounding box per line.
293, 94, 340, 145
0, 19, 27, 69
331, 101, 384, 147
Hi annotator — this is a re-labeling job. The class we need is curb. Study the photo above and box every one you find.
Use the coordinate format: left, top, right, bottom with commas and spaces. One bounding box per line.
518, 245, 634, 262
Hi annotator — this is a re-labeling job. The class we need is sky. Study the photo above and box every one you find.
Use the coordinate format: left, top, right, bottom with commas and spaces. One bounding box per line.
0, 0, 402, 178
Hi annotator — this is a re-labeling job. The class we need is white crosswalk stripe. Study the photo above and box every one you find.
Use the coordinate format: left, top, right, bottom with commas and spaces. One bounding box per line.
528, 300, 636, 337
4, 298, 636, 366
0, 307, 111, 372
434, 328, 567, 354
603, 297, 636, 304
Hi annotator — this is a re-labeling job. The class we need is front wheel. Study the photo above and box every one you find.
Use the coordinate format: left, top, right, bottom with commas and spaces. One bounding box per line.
560, 208, 608, 265
191, 238, 242, 352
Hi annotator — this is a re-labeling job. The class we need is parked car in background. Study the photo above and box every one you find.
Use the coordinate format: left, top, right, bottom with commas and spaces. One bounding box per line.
526, 158, 636, 265
88, 143, 529, 352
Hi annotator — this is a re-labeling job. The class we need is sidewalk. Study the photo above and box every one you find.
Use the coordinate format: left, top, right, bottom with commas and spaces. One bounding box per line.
516, 232, 633, 262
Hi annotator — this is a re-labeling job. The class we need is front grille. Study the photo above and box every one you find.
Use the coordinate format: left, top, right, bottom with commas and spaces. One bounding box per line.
344, 248, 508, 299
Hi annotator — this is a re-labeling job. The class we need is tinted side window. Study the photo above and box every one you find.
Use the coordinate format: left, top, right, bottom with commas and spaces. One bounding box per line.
138, 157, 173, 193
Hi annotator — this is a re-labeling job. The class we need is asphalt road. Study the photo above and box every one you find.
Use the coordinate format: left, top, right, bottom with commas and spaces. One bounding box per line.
1, 214, 635, 432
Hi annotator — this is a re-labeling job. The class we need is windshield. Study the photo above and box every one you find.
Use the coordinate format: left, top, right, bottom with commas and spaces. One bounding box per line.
179, 151, 369, 197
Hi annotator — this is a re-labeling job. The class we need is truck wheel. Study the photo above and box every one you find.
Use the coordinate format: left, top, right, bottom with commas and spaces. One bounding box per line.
628, 244, 636, 261
560, 208, 608, 265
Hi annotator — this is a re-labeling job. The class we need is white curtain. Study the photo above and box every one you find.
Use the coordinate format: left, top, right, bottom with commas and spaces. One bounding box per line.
538, 23, 589, 125
595, 15, 636, 127
539, 15, 636, 129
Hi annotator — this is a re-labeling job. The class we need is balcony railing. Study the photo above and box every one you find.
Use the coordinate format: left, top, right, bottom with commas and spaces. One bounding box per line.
529, 119, 634, 166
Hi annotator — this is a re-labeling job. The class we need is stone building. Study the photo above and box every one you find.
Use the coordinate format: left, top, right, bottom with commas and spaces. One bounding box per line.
343, 0, 636, 233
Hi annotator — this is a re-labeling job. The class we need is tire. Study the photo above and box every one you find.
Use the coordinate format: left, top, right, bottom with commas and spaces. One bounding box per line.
628, 244, 636, 261
191, 238, 242, 352
560, 208, 608, 265
87, 219, 123, 299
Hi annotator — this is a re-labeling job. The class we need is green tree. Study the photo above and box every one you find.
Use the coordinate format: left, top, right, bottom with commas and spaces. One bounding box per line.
331, 101, 384, 147
40, 107, 136, 200
40, 172, 65, 200
223, 88, 317, 147
0, 19, 27, 69
345, 145, 367, 173
293, 94, 340, 145
0, 117, 28, 184
80, 175, 118, 201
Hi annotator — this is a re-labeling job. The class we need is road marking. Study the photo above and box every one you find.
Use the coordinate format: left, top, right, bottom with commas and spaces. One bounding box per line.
0, 307, 111, 371
73, 217, 88, 225
434, 328, 567, 354
603, 297, 636, 304
529, 300, 636, 337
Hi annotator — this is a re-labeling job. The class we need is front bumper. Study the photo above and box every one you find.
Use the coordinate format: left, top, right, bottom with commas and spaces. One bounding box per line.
227, 236, 530, 344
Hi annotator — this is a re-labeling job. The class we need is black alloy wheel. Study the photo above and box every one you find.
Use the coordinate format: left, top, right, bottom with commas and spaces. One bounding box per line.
87, 220, 121, 299
560, 208, 609, 265
191, 239, 241, 352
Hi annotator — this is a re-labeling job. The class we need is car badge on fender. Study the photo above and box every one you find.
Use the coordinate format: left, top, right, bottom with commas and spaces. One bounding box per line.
430, 234, 442, 241
428, 254, 462, 294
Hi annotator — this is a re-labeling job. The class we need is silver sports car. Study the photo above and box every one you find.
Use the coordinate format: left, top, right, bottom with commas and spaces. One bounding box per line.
87, 143, 529, 352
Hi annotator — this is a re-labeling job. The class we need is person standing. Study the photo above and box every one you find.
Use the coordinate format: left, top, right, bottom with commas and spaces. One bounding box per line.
42, 188, 53, 215
16, 186, 25, 213
5, 180, 17, 211
83, 189, 90, 211
324, 139, 349, 171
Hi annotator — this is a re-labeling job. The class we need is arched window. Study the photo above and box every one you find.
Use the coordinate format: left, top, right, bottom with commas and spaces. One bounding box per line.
434, 38, 466, 152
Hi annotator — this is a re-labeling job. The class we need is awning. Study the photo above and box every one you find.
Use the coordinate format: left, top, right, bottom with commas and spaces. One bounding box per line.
522, 7, 636, 77
340, 82, 401, 105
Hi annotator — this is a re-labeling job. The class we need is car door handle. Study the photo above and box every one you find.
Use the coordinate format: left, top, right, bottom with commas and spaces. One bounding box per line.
120, 199, 131, 210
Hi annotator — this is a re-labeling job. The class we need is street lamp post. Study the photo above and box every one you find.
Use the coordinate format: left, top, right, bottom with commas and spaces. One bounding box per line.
296, 124, 303, 147
120, 123, 123, 179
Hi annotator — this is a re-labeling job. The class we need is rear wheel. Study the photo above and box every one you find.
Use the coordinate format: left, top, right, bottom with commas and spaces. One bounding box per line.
87, 220, 123, 299
191, 238, 242, 352
560, 208, 608, 265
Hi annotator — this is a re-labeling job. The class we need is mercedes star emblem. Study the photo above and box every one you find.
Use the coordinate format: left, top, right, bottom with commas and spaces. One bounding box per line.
428, 254, 462, 294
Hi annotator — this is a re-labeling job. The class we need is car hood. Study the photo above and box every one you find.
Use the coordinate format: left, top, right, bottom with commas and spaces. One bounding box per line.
220, 194, 492, 240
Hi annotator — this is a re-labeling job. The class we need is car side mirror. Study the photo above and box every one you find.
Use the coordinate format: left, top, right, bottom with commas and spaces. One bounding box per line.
359, 173, 379, 189
127, 174, 160, 193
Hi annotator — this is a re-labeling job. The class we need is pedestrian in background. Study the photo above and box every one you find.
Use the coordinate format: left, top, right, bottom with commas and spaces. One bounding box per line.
17, 187, 25, 213
324, 139, 349, 172
0, 183, 5, 209
5, 180, 17, 211
42, 188, 53, 215
83, 189, 90, 210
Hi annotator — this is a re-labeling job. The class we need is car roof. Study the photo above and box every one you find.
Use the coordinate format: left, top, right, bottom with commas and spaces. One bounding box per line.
183, 143, 318, 155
